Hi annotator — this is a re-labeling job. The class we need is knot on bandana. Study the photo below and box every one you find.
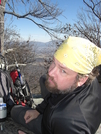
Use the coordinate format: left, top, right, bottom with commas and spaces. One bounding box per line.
54, 36, 101, 74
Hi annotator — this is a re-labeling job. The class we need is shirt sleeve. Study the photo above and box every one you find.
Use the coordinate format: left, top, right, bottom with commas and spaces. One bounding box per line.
52, 117, 91, 134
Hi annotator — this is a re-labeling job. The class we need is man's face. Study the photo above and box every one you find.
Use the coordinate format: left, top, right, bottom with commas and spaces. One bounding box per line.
45, 57, 78, 94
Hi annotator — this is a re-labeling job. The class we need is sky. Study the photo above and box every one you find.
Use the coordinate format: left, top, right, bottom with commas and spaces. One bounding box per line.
5, 0, 86, 42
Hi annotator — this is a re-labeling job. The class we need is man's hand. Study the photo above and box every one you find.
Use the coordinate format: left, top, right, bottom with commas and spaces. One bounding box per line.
24, 109, 40, 123
18, 130, 26, 134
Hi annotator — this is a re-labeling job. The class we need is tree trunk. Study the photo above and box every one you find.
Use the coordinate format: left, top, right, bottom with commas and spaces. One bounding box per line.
0, 0, 5, 55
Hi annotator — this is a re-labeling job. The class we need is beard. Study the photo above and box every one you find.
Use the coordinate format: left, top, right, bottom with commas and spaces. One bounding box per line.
45, 74, 78, 94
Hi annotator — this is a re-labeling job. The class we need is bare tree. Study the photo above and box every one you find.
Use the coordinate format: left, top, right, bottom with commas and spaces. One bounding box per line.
4, 20, 20, 43
0, 0, 5, 54
75, 0, 101, 47
0, 0, 64, 54
61, 0, 101, 47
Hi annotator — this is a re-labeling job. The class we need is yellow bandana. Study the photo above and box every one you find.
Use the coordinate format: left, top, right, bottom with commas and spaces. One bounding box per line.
54, 36, 101, 74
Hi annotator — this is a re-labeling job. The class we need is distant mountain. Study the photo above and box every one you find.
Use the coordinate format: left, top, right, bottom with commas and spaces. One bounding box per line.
30, 40, 60, 47
30, 41, 47, 47
29, 40, 62, 53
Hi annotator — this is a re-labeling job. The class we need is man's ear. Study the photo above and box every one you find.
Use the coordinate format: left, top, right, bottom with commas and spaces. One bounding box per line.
77, 76, 89, 87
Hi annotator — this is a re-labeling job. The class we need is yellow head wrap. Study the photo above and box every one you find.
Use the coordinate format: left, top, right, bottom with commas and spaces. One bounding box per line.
54, 36, 101, 74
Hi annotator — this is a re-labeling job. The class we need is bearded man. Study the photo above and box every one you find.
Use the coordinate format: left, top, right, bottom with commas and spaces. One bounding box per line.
11, 36, 101, 134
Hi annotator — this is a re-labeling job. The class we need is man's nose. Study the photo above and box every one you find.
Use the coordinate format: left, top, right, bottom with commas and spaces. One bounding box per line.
48, 65, 57, 77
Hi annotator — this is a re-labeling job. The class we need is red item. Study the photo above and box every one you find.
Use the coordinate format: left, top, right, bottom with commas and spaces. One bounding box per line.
0, 0, 1, 4
21, 102, 26, 106
17, 101, 19, 105
10, 70, 19, 83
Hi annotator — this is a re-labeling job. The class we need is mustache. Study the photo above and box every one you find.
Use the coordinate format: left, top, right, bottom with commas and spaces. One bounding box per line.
47, 74, 54, 81
46, 74, 57, 85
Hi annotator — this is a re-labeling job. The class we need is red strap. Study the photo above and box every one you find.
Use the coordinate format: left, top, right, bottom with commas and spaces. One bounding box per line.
0, 0, 1, 4
21, 102, 26, 106
16, 101, 26, 106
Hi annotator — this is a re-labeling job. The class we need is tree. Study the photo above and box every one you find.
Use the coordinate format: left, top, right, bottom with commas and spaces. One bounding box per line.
0, 0, 64, 54
61, 0, 101, 48
0, 0, 5, 54
4, 20, 20, 43
75, 0, 101, 47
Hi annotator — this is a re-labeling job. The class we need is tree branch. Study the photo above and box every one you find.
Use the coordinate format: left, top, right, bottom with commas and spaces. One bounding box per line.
83, 0, 101, 21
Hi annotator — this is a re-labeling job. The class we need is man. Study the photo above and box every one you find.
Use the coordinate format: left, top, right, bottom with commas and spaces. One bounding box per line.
11, 36, 101, 134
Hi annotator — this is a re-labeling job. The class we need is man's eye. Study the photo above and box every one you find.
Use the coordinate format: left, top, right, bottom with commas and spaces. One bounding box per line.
62, 70, 66, 73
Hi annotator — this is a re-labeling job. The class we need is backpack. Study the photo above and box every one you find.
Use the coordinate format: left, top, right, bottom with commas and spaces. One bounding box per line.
0, 69, 15, 115
0, 54, 33, 112
10, 69, 33, 107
